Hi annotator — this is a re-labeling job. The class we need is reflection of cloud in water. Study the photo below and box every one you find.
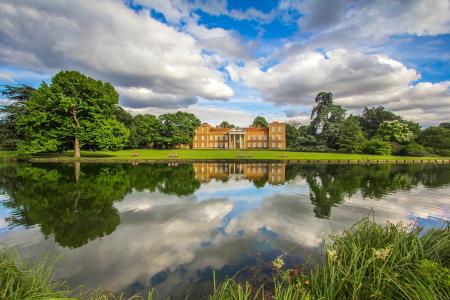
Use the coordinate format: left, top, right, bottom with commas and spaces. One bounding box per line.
0, 168, 449, 298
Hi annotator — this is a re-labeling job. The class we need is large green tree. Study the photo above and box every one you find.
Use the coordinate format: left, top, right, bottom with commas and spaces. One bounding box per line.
337, 116, 366, 153
377, 120, 414, 144
220, 120, 235, 128
252, 116, 268, 127
310, 92, 345, 149
128, 114, 162, 148
417, 127, 450, 150
16, 71, 129, 158
358, 106, 401, 138
0, 85, 36, 149
157, 111, 200, 148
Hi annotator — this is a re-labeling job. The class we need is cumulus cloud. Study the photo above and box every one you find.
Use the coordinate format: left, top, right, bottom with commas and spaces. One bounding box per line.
293, 0, 450, 44
0, 0, 233, 108
229, 48, 450, 124
126, 105, 256, 127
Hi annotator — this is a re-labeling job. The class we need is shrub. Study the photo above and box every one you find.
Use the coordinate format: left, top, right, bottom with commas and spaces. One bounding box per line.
363, 138, 392, 155
400, 143, 427, 157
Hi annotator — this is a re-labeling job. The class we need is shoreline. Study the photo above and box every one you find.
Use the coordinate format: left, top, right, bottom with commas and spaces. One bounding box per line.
29, 157, 450, 164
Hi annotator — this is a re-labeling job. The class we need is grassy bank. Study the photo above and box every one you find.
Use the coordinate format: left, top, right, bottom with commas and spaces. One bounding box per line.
2, 218, 449, 299
2, 149, 448, 162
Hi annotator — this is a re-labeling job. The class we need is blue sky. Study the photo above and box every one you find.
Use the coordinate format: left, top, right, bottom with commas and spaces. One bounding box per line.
0, 0, 449, 126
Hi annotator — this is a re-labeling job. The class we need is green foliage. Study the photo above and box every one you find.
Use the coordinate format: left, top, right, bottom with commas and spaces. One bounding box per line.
377, 120, 414, 144
220, 121, 235, 128
0, 85, 36, 150
439, 122, 450, 130
286, 121, 324, 151
309, 218, 450, 300
15, 71, 129, 157
417, 126, 450, 150
358, 106, 401, 138
0, 248, 70, 299
400, 143, 427, 157
337, 117, 366, 153
363, 138, 392, 155
128, 114, 162, 148
252, 116, 268, 128
158, 111, 200, 148
310, 92, 346, 149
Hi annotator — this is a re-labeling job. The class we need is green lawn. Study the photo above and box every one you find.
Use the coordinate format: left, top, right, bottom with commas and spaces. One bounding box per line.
17, 149, 450, 161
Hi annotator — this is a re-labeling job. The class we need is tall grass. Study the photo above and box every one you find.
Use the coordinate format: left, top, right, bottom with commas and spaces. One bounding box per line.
310, 218, 450, 299
211, 217, 449, 300
0, 247, 70, 300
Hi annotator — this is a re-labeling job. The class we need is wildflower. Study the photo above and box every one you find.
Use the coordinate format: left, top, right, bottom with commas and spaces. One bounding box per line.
272, 256, 285, 270
327, 249, 337, 262
373, 245, 392, 261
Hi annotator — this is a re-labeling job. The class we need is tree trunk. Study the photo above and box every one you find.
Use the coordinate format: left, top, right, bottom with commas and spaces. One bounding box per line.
74, 136, 80, 160
72, 108, 80, 160
74, 161, 80, 182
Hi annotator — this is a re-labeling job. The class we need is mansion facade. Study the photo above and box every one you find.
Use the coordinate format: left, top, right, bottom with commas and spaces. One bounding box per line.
193, 122, 286, 149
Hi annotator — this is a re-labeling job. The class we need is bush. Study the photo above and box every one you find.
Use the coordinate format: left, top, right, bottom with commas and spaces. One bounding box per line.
400, 143, 427, 157
363, 138, 392, 155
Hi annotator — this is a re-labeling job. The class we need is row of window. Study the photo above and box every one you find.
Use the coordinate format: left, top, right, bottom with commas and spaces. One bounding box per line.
193, 142, 284, 148
195, 134, 284, 141
271, 126, 283, 132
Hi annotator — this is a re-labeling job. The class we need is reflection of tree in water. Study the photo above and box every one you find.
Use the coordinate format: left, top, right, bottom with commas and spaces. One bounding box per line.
0, 163, 129, 248
285, 164, 450, 219
0, 163, 201, 248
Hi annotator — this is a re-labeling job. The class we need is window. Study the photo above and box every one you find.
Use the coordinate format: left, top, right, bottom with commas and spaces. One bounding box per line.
194, 142, 197, 147
225, 142, 228, 148
258, 142, 262, 147
225, 135, 228, 140
215, 135, 218, 140
247, 142, 251, 147
202, 142, 205, 147
219, 136, 223, 141
202, 136, 205, 141
253, 142, 256, 147
278, 127, 282, 132
194, 136, 197, 140
278, 142, 283, 148
219, 142, 223, 147
263, 142, 267, 148
215, 142, 218, 147
272, 142, 275, 148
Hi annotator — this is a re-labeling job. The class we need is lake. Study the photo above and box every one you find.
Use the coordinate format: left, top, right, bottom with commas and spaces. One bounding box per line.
0, 162, 449, 298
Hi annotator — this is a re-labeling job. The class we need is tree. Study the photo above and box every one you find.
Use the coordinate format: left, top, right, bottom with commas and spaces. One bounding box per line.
115, 106, 133, 128
363, 138, 392, 155
252, 116, 268, 127
157, 111, 200, 148
439, 122, 450, 130
128, 114, 162, 148
286, 121, 321, 151
358, 106, 401, 138
337, 116, 366, 153
377, 120, 414, 144
310, 92, 345, 149
417, 127, 450, 150
220, 121, 235, 128
0, 85, 36, 149
16, 71, 129, 158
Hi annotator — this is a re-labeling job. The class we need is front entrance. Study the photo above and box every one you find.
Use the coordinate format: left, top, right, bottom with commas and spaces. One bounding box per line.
229, 131, 245, 149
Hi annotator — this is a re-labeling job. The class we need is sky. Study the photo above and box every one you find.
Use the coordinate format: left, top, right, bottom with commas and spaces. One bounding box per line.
0, 0, 449, 127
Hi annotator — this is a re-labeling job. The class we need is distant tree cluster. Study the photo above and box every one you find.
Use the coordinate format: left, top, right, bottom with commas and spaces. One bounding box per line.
286, 92, 449, 156
1, 71, 448, 158
0, 71, 200, 158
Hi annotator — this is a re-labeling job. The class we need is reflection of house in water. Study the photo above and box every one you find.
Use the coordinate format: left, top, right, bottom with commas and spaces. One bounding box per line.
193, 163, 286, 185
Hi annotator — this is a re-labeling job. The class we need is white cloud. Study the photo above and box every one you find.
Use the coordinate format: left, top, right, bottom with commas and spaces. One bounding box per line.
0, 71, 14, 82
229, 48, 450, 124
126, 105, 256, 127
0, 0, 233, 108
292, 0, 450, 45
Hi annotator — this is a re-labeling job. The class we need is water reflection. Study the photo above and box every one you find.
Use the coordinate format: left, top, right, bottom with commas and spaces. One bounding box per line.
0, 162, 449, 298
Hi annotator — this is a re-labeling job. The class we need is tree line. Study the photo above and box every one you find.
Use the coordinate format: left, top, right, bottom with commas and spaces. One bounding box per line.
1, 71, 449, 157
286, 92, 450, 156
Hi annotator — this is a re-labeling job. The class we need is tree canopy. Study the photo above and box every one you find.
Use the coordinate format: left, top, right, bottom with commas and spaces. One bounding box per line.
15, 71, 129, 158
377, 120, 414, 144
220, 121, 235, 128
252, 116, 268, 127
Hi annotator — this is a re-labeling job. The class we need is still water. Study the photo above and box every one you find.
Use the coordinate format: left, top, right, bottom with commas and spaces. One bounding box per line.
0, 162, 449, 298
